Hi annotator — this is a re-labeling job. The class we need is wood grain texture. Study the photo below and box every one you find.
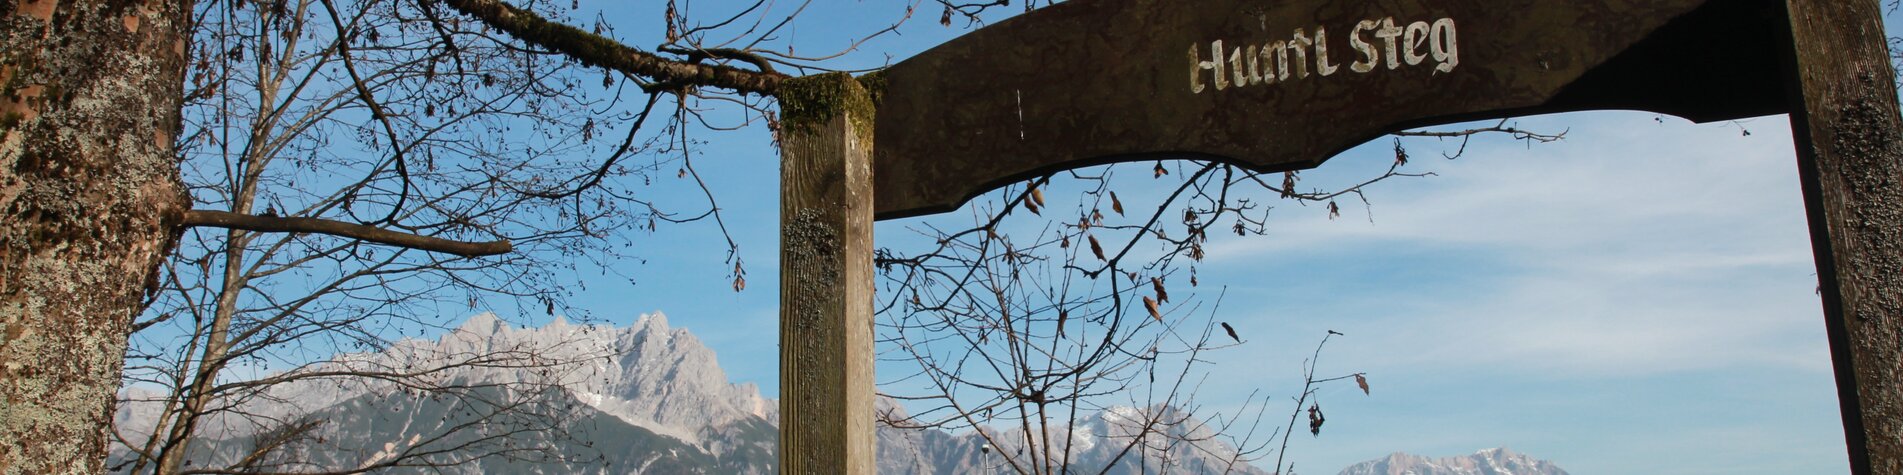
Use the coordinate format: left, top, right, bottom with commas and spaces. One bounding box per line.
873, 0, 1788, 219
1779, 0, 1903, 473
778, 74, 876, 475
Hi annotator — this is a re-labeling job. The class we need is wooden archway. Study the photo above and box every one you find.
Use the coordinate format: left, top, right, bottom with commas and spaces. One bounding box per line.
776, 0, 1901, 472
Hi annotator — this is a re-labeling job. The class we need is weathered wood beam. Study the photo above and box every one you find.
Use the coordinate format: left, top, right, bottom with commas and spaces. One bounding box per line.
777, 73, 877, 474
1779, 0, 1903, 473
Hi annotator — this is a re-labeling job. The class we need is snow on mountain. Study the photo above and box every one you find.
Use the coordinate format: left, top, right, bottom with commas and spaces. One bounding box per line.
1336, 447, 1571, 475
445, 312, 775, 445
983, 403, 1273, 475
113, 311, 1272, 474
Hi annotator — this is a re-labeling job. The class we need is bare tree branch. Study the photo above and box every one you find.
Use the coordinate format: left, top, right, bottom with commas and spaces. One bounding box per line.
437, 0, 789, 95
182, 210, 511, 257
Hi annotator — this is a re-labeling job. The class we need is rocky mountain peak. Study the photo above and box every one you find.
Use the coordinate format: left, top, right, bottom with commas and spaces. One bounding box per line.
454, 311, 507, 334
114, 311, 1385, 475
434, 311, 772, 445
635, 310, 669, 329
1338, 447, 1569, 475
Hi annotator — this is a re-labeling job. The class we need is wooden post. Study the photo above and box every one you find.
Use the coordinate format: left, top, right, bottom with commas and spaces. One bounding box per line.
776, 73, 877, 474
1780, 1, 1903, 473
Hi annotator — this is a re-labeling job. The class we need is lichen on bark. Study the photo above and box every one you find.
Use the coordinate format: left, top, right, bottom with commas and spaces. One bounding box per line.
0, 0, 192, 473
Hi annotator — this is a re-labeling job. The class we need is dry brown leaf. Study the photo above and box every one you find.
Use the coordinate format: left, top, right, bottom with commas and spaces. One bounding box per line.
1354, 373, 1370, 395
1088, 235, 1105, 261
1142, 296, 1161, 321
1151, 277, 1168, 303
1057, 309, 1068, 337
1110, 191, 1125, 215
664, 0, 680, 41
1307, 404, 1325, 435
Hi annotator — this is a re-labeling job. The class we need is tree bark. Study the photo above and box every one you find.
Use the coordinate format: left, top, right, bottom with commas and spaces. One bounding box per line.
0, 0, 191, 472
1780, 0, 1903, 473
438, 0, 786, 96
182, 210, 512, 257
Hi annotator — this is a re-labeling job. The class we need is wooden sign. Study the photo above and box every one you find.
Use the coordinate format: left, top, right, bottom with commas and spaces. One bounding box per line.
773, 0, 1902, 473
872, 0, 1788, 219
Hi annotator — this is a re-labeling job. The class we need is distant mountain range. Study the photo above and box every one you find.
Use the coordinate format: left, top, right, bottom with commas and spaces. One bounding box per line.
1337, 447, 1571, 475
111, 312, 1270, 474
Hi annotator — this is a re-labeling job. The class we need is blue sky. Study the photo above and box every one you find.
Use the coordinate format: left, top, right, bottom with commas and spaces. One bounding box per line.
488, 2, 1862, 473
578, 111, 1849, 474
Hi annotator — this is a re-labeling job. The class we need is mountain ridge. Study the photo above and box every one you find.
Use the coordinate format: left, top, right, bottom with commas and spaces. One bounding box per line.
1337, 447, 1571, 475
112, 311, 1282, 474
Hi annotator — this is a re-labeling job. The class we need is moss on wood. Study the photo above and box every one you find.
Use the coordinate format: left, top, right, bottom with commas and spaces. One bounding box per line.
777, 72, 876, 147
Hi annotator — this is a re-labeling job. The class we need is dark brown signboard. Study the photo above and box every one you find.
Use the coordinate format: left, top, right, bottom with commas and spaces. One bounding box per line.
873, 0, 1789, 219
821, 1, 1900, 472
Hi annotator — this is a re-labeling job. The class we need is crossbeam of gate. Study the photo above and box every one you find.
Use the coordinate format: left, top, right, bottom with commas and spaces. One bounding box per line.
776, 0, 1903, 472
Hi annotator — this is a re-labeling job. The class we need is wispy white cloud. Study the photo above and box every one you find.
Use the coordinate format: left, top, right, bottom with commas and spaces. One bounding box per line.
1207, 114, 1809, 261
1200, 112, 1828, 378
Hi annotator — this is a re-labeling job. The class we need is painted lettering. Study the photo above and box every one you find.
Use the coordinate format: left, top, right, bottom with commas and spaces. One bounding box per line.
1231, 46, 1252, 86
1190, 43, 1207, 93
1270, 40, 1289, 81
1403, 21, 1432, 66
1258, 45, 1279, 84
1375, 18, 1404, 70
1190, 15, 1462, 94
1314, 26, 1339, 76
1288, 29, 1313, 79
1245, 45, 1264, 85
1349, 20, 1378, 73
1431, 18, 1459, 74
1210, 40, 1229, 90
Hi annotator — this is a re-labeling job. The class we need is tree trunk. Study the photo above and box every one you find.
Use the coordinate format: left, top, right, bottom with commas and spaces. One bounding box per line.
0, 0, 191, 472
152, 232, 246, 475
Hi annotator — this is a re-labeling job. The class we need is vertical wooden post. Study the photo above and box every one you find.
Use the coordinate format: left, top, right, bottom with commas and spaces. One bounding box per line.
777, 72, 877, 474
1780, 1, 1903, 473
